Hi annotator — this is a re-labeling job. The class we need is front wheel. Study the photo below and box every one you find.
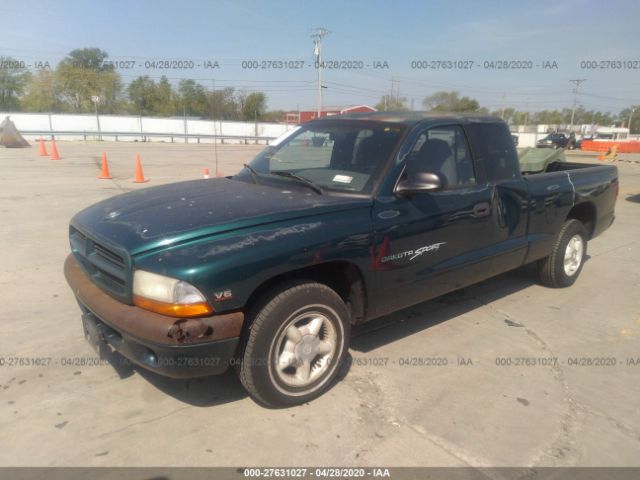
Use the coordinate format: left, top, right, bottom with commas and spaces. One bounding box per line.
538, 219, 587, 288
237, 281, 350, 407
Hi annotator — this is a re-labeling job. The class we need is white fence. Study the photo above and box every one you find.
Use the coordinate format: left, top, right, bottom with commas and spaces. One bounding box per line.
513, 132, 546, 148
0, 112, 292, 144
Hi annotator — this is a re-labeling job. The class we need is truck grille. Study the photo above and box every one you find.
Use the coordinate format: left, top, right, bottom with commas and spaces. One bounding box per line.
69, 226, 131, 302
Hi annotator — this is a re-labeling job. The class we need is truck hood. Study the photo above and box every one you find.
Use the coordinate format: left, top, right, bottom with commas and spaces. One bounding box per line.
71, 178, 371, 255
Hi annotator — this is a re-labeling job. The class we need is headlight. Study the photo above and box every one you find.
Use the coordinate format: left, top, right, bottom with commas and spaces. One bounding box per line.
132, 270, 213, 317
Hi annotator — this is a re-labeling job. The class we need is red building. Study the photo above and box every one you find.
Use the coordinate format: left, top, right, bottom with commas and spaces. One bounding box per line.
285, 105, 376, 124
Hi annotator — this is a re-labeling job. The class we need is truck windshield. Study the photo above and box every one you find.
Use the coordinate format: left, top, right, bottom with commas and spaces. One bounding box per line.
241, 122, 404, 194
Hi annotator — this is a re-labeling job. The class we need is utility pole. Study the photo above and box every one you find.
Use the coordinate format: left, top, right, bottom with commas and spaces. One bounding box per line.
628, 107, 636, 133
254, 109, 258, 145
569, 79, 587, 132
212, 79, 218, 175
183, 104, 187, 144
91, 95, 101, 141
312, 27, 330, 119
388, 77, 400, 110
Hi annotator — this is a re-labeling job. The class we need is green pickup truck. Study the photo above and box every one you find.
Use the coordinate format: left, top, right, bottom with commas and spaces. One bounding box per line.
65, 112, 618, 407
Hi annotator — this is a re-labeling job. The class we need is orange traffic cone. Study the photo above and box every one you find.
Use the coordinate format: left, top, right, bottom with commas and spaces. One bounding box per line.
50, 139, 60, 160
38, 138, 48, 156
133, 154, 148, 183
203, 168, 210, 179
98, 152, 112, 179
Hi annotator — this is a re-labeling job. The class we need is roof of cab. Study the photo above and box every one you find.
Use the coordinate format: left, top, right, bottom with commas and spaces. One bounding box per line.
312, 111, 504, 126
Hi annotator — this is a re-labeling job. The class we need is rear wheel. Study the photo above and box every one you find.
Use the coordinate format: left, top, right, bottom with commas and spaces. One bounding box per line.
538, 219, 587, 288
237, 281, 350, 407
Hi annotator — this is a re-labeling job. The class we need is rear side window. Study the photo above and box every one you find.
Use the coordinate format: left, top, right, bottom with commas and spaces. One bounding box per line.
465, 123, 519, 182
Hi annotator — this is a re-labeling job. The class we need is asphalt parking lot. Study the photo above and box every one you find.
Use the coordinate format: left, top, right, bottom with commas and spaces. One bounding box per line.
0, 141, 639, 467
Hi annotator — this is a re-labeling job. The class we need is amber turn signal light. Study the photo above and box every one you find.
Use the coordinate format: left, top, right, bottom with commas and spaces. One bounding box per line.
133, 295, 213, 318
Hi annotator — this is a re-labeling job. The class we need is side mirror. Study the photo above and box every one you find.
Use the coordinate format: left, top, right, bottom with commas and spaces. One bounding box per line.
395, 172, 443, 196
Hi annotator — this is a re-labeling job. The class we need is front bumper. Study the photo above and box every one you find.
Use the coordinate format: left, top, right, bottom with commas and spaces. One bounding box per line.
64, 254, 244, 378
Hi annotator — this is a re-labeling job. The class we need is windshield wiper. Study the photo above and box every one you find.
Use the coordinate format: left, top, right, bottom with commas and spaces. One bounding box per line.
271, 171, 323, 194
242, 164, 259, 184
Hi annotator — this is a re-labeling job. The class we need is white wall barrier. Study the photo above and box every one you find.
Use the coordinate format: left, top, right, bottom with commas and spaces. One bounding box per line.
0, 112, 292, 144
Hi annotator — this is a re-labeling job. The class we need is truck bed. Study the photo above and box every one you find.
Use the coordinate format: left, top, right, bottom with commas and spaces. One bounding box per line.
522, 160, 618, 262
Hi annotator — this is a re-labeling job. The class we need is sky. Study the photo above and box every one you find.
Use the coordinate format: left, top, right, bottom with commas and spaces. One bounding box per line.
1, 0, 639, 114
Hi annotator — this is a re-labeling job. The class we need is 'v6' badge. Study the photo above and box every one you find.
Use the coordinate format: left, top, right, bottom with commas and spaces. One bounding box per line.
214, 289, 233, 302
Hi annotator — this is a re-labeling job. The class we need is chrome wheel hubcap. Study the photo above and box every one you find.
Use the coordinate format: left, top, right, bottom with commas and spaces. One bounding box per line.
273, 312, 337, 388
564, 234, 584, 276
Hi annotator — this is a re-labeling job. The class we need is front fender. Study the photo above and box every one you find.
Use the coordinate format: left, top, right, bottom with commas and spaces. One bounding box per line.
133, 207, 373, 312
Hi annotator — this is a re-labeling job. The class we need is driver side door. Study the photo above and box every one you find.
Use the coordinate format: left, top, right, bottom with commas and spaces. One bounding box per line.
371, 125, 496, 318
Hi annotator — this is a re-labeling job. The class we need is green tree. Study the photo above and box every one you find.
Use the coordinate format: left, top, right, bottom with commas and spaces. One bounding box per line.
241, 92, 267, 121
375, 94, 408, 111
531, 110, 566, 125
423, 91, 480, 112
584, 110, 616, 127
22, 69, 68, 112
177, 79, 209, 117
0, 56, 31, 110
618, 106, 639, 133
128, 75, 178, 116
209, 87, 239, 120
56, 48, 123, 113
155, 76, 177, 116
489, 108, 529, 124
128, 76, 159, 115
261, 110, 286, 123
59, 48, 113, 71
510, 110, 530, 125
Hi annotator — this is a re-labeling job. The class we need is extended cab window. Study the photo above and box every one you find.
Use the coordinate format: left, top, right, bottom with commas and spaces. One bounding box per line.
465, 123, 519, 182
406, 125, 475, 188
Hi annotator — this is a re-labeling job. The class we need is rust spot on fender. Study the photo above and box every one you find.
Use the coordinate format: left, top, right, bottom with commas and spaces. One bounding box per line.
167, 319, 214, 343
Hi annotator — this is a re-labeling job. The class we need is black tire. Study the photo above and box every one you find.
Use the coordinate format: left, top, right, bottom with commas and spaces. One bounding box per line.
538, 219, 588, 288
237, 281, 351, 407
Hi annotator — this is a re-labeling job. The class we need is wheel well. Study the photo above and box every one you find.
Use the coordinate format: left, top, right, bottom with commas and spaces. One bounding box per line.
244, 262, 367, 326
567, 202, 596, 238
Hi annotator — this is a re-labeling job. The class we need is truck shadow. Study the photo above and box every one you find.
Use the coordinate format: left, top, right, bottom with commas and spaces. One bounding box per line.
350, 256, 590, 354
350, 264, 541, 353
105, 263, 568, 407
102, 353, 249, 406
136, 368, 248, 406
626, 193, 640, 203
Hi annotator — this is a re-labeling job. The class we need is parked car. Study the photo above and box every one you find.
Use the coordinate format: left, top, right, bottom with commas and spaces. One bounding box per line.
65, 113, 618, 407
537, 132, 578, 149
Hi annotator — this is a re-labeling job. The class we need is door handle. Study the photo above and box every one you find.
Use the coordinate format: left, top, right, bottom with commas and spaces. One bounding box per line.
472, 202, 491, 218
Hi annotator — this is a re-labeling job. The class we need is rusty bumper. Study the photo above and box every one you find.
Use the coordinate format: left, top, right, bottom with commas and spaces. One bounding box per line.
64, 254, 244, 377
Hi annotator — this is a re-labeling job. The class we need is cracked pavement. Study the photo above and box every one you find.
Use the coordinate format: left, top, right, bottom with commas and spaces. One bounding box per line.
0, 143, 638, 467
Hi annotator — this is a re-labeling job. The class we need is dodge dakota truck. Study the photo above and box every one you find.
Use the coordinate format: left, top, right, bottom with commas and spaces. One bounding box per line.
65, 113, 618, 407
